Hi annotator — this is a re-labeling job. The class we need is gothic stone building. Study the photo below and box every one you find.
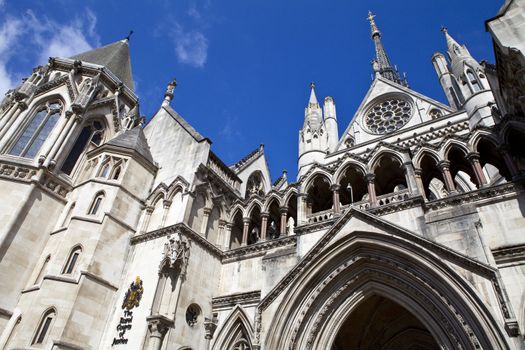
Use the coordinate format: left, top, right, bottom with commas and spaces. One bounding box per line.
0, 2, 525, 349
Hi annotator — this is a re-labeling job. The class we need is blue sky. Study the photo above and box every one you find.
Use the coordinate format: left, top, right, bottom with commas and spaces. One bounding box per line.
0, 0, 502, 181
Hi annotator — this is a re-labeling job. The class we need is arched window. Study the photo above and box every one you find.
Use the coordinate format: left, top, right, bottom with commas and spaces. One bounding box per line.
61, 120, 105, 175
466, 69, 482, 93
112, 165, 122, 180
9, 100, 62, 158
34, 255, 50, 285
100, 162, 110, 178
428, 109, 443, 119
88, 192, 104, 215
62, 246, 81, 274
32, 308, 56, 345
62, 202, 75, 227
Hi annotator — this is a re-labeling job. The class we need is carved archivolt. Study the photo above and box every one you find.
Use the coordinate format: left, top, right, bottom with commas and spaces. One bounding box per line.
262, 229, 509, 350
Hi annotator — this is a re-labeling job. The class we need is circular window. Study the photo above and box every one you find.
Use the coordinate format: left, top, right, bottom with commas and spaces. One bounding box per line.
186, 304, 201, 327
364, 97, 413, 134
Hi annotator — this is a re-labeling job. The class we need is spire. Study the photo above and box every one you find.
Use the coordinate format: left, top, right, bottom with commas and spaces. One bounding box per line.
304, 82, 322, 130
440, 26, 479, 79
309, 82, 318, 105
70, 38, 134, 90
367, 11, 408, 87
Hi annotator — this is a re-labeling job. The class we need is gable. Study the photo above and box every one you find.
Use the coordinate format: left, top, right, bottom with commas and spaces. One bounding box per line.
338, 77, 454, 150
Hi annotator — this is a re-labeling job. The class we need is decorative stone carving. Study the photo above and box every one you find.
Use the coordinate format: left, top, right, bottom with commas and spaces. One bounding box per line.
365, 97, 413, 134
71, 74, 100, 114
204, 313, 219, 340
160, 231, 190, 279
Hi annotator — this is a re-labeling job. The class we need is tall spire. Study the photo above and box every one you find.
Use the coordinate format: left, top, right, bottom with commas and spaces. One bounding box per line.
367, 11, 408, 87
309, 82, 318, 105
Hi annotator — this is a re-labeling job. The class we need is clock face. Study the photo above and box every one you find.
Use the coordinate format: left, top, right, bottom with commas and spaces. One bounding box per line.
364, 98, 413, 134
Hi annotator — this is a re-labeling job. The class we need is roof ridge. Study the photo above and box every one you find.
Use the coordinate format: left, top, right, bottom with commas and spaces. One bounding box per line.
231, 144, 264, 172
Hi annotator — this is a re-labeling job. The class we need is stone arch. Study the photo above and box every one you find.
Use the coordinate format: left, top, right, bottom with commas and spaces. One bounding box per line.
335, 161, 368, 205
266, 197, 281, 239
369, 149, 406, 172
188, 189, 210, 234
212, 305, 254, 350
412, 147, 441, 169
247, 202, 262, 245
333, 160, 367, 185
228, 204, 245, 222
446, 144, 479, 190
245, 170, 265, 199
147, 192, 165, 231
371, 152, 408, 197
245, 199, 264, 219
304, 173, 332, 214
264, 229, 508, 350
418, 151, 446, 200
301, 168, 333, 193
476, 136, 511, 182
262, 193, 283, 212
229, 209, 244, 249
441, 139, 469, 160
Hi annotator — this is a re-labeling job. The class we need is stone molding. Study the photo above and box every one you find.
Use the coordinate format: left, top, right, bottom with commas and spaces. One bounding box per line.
493, 244, 525, 265
212, 290, 261, 309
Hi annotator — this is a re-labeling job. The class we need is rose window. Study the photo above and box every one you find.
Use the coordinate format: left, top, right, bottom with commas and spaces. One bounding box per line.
364, 98, 412, 134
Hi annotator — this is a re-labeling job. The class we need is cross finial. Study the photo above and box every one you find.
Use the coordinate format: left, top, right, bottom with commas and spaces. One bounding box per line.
310, 81, 315, 90
440, 26, 448, 34
125, 30, 134, 42
367, 10, 379, 36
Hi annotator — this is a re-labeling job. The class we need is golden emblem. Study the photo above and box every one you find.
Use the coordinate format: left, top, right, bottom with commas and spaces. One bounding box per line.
122, 276, 144, 310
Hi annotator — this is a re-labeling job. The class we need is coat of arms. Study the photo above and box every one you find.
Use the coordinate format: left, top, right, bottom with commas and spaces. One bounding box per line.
122, 276, 144, 310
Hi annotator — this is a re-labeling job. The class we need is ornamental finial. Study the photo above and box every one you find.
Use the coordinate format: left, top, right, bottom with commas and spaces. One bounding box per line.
310, 81, 315, 90
163, 78, 177, 107
367, 11, 379, 37
441, 26, 448, 34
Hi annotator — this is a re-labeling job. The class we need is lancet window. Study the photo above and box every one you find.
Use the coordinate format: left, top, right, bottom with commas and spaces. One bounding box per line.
62, 246, 82, 274
61, 119, 105, 175
9, 100, 62, 158
32, 308, 56, 345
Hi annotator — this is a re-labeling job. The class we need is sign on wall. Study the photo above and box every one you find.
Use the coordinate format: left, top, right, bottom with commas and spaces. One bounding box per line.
112, 276, 144, 346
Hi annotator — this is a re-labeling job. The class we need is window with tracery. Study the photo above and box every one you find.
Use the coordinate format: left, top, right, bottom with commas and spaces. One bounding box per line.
364, 97, 412, 134
9, 100, 62, 158
61, 120, 105, 175
466, 69, 482, 93
429, 109, 443, 119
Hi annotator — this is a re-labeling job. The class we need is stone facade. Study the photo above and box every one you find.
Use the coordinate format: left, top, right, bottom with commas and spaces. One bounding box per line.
1, 3, 525, 350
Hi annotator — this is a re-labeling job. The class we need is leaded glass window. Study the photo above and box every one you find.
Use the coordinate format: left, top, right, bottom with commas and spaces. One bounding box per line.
9, 100, 62, 158
364, 97, 413, 134
61, 120, 105, 175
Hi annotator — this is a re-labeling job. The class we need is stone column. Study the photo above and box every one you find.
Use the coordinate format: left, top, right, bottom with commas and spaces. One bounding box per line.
365, 174, 377, 207
466, 152, 487, 187
403, 161, 420, 196
279, 207, 288, 235
331, 184, 341, 213
437, 160, 457, 194
498, 145, 520, 178
204, 315, 218, 350
146, 315, 174, 350
241, 218, 250, 246
217, 219, 226, 247
260, 212, 269, 241
0, 102, 27, 152
161, 200, 172, 227
414, 168, 427, 200
223, 223, 232, 249
43, 112, 79, 168
297, 193, 308, 225
200, 207, 212, 237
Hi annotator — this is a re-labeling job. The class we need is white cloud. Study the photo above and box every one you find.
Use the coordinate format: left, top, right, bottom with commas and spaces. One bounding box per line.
0, 17, 23, 95
0, 9, 99, 97
174, 24, 208, 68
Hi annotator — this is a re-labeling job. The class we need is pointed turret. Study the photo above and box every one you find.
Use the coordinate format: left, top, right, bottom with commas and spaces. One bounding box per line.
433, 27, 496, 128
298, 82, 328, 178
71, 39, 134, 90
367, 11, 408, 87
324, 96, 338, 153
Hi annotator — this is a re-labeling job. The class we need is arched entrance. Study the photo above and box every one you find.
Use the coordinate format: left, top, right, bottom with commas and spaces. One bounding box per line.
332, 295, 439, 350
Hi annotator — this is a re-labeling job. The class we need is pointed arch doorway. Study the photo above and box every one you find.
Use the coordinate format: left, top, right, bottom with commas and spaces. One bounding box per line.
332, 294, 439, 350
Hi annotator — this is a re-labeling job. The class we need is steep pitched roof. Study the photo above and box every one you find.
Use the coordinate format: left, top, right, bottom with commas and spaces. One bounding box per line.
71, 39, 134, 90
106, 126, 154, 164
162, 105, 207, 142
